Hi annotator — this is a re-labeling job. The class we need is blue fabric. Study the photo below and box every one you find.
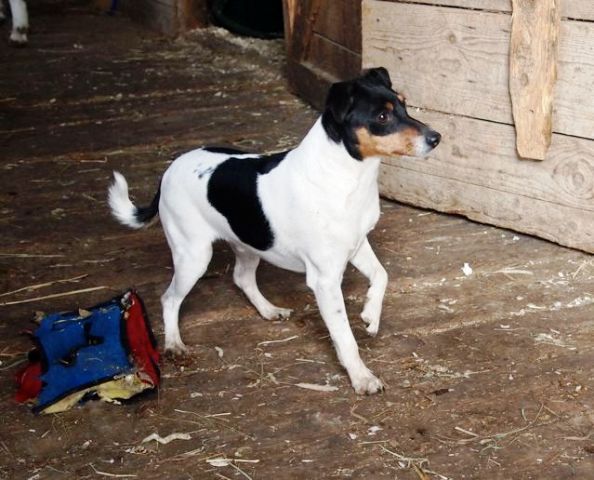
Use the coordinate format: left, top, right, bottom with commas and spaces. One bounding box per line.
35, 300, 133, 410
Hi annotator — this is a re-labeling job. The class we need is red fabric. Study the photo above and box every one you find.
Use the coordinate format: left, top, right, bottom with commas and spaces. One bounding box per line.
15, 361, 42, 403
125, 292, 160, 386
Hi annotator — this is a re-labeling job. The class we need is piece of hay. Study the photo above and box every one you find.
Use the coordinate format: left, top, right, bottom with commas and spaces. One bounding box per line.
295, 383, 338, 392
142, 432, 191, 445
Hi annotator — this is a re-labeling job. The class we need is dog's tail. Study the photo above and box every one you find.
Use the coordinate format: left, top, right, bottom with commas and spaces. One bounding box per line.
108, 171, 160, 229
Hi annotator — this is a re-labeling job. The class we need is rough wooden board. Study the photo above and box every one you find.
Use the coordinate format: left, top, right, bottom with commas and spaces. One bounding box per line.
379, 108, 594, 252
314, 0, 362, 54
119, 0, 179, 35
509, 0, 560, 160
380, 163, 594, 253
308, 33, 362, 81
284, 0, 362, 108
177, 0, 209, 30
286, 0, 323, 61
362, 0, 594, 140
286, 59, 339, 110
282, 0, 297, 46
389, 109, 594, 212
378, 0, 594, 21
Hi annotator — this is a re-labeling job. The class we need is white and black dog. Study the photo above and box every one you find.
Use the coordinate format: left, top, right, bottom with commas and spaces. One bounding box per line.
0, 0, 28, 45
108, 68, 441, 394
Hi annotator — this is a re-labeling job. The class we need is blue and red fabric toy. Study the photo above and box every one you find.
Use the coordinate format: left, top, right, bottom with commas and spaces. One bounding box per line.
15, 290, 160, 414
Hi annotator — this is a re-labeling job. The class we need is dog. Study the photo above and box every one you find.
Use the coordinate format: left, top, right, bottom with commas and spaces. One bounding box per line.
108, 67, 441, 394
0, 0, 28, 46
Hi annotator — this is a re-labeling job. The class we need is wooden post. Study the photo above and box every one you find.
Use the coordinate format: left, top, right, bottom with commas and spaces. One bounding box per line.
177, 0, 209, 31
509, 0, 560, 160
282, 0, 297, 53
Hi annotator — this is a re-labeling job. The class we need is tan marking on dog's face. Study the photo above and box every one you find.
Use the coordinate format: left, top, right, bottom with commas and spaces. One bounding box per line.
355, 127, 419, 159
385, 102, 394, 111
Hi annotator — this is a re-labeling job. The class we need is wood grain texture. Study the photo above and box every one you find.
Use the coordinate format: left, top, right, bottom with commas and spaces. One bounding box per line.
284, 0, 362, 108
178, 0, 209, 30
509, 0, 560, 160
377, 0, 594, 21
308, 33, 361, 81
362, 0, 594, 139
282, 0, 297, 48
286, 59, 338, 110
118, 0, 187, 35
378, 108, 594, 252
314, 0, 362, 53
289, 0, 323, 61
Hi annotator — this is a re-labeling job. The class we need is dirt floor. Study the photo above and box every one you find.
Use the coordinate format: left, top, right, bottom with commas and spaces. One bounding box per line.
2, 2, 594, 479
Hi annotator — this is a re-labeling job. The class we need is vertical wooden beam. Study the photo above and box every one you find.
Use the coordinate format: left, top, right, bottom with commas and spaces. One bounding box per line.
177, 0, 209, 31
286, 0, 323, 61
509, 0, 560, 160
282, 0, 297, 56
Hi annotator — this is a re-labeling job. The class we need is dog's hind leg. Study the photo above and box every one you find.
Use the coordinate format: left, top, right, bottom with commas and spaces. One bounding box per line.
232, 247, 292, 320
161, 230, 213, 354
8, 0, 28, 46
350, 238, 388, 337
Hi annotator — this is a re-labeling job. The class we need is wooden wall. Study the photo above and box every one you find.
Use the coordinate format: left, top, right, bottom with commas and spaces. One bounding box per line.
283, 0, 362, 109
100, 0, 209, 35
363, 0, 594, 253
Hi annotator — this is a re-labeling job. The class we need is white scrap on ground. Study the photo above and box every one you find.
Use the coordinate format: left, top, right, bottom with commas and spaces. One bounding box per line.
141, 432, 191, 445
295, 383, 339, 392
461, 263, 473, 276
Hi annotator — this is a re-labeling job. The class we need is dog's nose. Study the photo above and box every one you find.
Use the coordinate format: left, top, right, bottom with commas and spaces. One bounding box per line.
426, 130, 441, 149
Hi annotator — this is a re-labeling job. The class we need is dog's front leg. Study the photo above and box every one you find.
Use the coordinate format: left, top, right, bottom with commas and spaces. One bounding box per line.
350, 238, 388, 336
307, 267, 384, 395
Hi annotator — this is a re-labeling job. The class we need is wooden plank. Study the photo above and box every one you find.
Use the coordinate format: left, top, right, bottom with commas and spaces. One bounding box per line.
362, 0, 594, 140
378, 108, 594, 252
286, 59, 337, 110
117, 0, 208, 34
307, 33, 361, 81
377, 0, 594, 21
314, 0, 362, 53
120, 0, 178, 35
178, 0, 209, 30
284, 0, 361, 107
282, 0, 298, 49
289, 0, 323, 61
509, 0, 560, 160
380, 163, 594, 252
385, 0, 513, 13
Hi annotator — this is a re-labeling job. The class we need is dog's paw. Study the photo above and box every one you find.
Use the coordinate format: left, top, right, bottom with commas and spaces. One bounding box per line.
351, 371, 384, 395
361, 309, 380, 337
365, 324, 379, 337
164, 340, 189, 356
9, 28, 28, 47
262, 306, 293, 321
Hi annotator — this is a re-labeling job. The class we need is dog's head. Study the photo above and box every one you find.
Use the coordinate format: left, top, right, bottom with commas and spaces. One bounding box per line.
321, 67, 441, 161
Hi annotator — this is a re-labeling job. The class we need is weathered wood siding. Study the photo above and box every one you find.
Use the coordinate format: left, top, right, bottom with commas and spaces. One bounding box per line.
283, 0, 362, 109
363, 0, 594, 253
113, 0, 208, 35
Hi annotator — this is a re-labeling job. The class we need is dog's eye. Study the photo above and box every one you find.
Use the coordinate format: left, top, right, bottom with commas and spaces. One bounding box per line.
377, 111, 390, 124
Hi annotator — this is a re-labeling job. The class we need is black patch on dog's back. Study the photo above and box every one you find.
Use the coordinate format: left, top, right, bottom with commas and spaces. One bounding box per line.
207, 151, 288, 250
203, 146, 247, 155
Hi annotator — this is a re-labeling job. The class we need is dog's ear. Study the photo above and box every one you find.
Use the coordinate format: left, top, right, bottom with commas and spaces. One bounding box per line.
325, 80, 354, 124
363, 67, 392, 89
